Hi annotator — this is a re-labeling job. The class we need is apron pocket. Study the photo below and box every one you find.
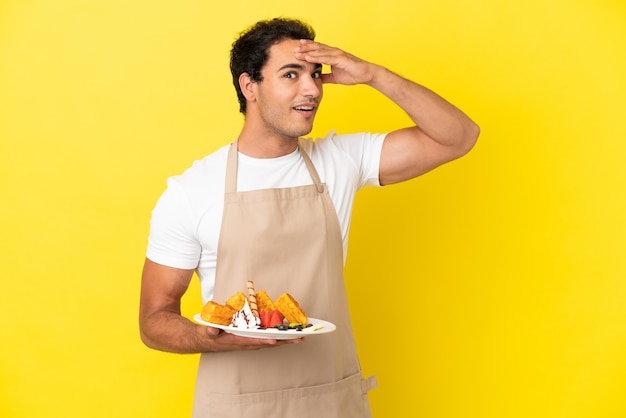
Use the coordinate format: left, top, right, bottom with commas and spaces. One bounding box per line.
193, 371, 377, 418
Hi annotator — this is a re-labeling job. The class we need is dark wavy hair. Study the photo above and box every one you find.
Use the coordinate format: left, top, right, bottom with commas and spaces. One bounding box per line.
230, 18, 316, 114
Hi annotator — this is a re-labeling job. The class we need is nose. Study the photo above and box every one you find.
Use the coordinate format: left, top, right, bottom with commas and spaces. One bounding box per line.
300, 75, 322, 99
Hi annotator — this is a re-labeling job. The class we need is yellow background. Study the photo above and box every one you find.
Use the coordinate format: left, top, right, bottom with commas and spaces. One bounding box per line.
1, 0, 625, 417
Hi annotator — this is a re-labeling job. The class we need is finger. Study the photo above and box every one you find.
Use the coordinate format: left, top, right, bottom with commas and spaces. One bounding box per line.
294, 42, 338, 60
281, 337, 305, 344
296, 51, 343, 68
242, 336, 304, 346
321, 73, 336, 84
205, 326, 221, 337
296, 39, 328, 50
227, 335, 304, 350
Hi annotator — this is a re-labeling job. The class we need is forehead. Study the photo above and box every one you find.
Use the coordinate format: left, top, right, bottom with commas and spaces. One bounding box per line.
264, 39, 316, 72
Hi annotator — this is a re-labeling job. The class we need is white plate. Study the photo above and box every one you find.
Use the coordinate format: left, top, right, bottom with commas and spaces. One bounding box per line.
193, 314, 336, 340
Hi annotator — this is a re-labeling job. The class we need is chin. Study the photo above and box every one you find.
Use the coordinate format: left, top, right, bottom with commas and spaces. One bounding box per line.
296, 123, 315, 137
281, 128, 313, 140
298, 128, 313, 137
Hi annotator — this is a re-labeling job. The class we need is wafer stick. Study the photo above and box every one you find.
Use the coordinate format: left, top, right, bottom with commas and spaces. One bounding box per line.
246, 280, 259, 318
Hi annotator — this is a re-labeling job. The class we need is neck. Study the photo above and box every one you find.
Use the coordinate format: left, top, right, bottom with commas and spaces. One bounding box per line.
236, 126, 299, 159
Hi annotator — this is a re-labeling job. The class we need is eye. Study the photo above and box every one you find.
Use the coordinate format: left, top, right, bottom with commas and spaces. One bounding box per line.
284, 72, 297, 79
311, 71, 322, 79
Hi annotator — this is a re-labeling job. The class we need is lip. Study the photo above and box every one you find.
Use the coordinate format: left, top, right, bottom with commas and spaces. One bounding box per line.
292, 101, 318, 119
292, 102, 317, 111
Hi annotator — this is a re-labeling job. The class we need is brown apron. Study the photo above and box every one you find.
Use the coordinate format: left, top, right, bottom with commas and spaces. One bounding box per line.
192, 141, 377, 417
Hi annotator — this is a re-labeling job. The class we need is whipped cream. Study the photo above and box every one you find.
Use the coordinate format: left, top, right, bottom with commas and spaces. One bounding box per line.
230, 300, 261, 329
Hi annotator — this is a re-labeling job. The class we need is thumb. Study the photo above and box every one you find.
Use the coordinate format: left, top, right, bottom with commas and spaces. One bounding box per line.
205, 326, 221, 337
321, 72, 336, 84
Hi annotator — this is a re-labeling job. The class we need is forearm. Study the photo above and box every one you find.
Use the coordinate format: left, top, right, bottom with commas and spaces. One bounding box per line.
367, 65, 479, 149
297, 40, 478, 149
139, 259, 291, 354
140, 309, 213, 354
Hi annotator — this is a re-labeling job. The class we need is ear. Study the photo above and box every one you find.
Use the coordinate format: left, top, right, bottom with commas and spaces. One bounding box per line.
238, 72, 256, 102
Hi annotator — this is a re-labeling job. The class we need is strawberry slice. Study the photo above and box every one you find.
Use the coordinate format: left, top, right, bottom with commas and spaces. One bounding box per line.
259, 311, 271, 328
269, 310, 284, 328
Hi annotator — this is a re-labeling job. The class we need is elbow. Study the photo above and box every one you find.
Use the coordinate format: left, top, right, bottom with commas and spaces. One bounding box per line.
139, 317, 160, 350
140, 328, 165, 352
139, 326, 155, 349
457, 120, 480, 157
139, 330, 153, 349
468, 120, 481, 148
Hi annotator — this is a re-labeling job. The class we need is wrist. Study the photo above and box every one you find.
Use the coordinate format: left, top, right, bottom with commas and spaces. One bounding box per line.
366, 64, 391, 88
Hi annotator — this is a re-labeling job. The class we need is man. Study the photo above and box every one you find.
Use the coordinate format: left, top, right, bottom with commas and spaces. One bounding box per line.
139, 17, 479, 418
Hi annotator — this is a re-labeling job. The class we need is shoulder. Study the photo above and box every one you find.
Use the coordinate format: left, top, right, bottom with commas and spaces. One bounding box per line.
301, 131, 387, 172
302, 131, 387, 156
299, 131, 387, 188
152, 143, 230, 215
168, 143, 231, 192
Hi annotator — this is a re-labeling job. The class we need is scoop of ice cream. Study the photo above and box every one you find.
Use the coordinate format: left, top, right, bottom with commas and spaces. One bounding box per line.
230, 299, 261, 329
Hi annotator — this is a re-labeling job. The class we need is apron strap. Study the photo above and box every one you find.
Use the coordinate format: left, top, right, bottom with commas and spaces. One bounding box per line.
225, 141, 238, 194
362, 375, 378, 393
225, 140, 325, 194
298, 140, 325, 193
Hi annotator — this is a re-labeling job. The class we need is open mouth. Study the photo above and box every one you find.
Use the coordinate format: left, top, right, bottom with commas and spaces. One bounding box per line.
293, 105, 316, 112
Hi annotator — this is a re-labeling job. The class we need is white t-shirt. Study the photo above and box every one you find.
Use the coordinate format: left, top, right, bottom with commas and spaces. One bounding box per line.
146, 131, 386, 302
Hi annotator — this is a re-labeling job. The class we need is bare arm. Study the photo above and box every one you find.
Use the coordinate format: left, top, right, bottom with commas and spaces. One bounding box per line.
295, 40, 480, 185
139, 258, 300, 353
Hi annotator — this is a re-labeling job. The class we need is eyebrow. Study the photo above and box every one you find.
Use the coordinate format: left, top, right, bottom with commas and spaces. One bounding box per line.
277, 63, 323, 72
